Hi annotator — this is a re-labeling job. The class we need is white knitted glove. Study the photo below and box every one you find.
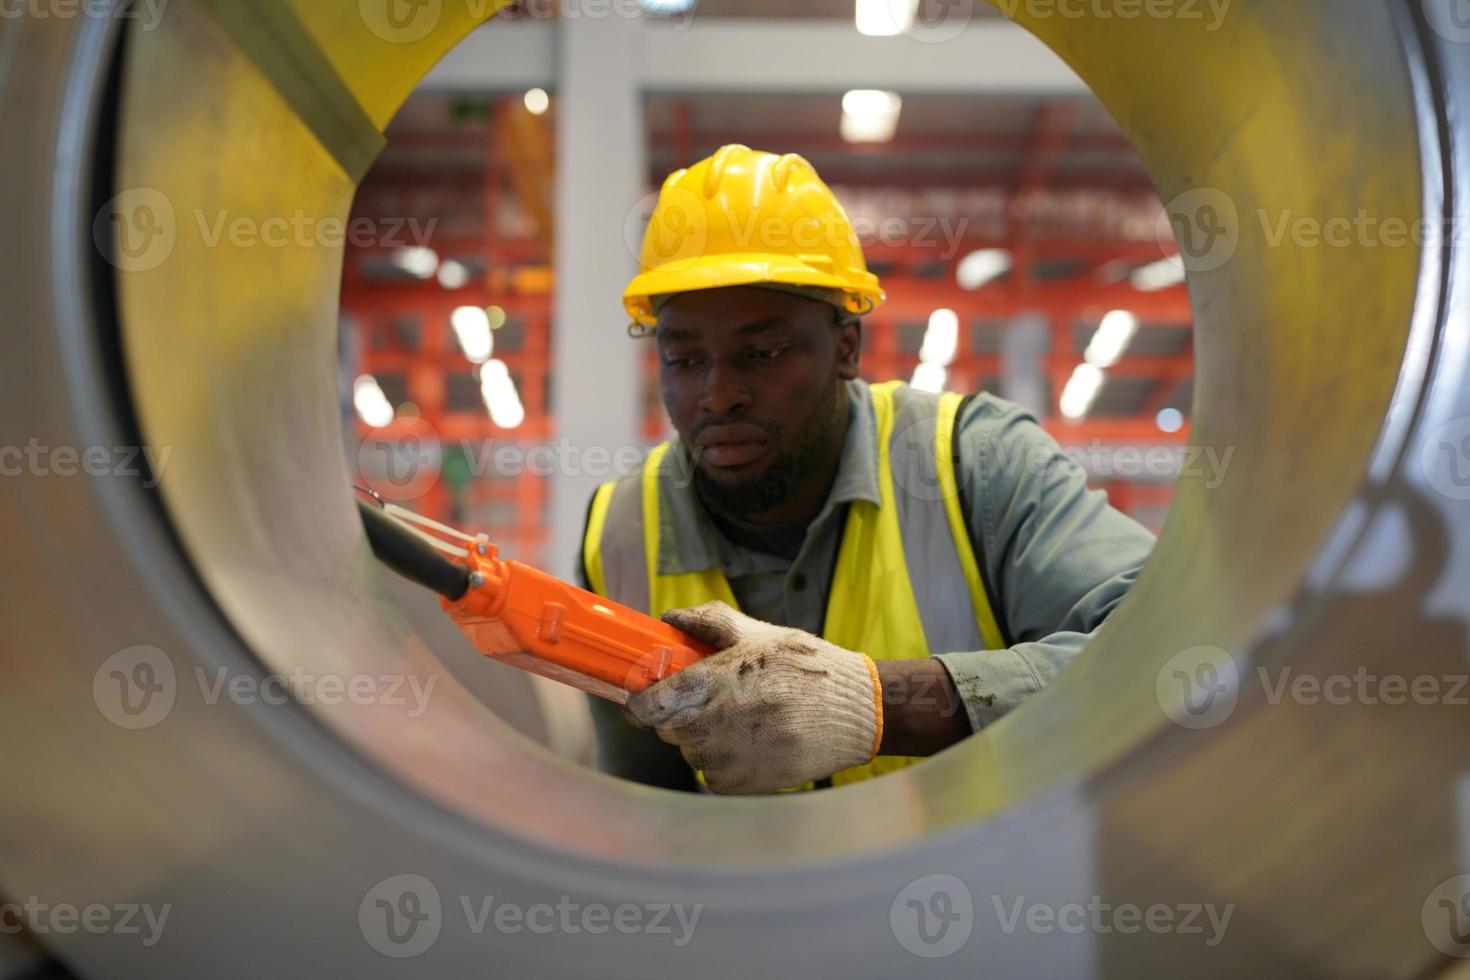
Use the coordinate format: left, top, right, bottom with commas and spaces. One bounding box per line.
625, 601, 884, 795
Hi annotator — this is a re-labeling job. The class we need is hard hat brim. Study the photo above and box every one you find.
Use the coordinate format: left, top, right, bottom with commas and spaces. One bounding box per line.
623, 252, 885, 326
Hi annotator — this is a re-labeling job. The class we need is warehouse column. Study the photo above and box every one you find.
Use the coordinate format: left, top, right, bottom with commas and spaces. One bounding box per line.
550, 9, 646, 580
1001, 311, 1051, 419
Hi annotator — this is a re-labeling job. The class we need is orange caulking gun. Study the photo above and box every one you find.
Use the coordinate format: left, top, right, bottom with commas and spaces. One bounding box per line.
356, 490, 713, 703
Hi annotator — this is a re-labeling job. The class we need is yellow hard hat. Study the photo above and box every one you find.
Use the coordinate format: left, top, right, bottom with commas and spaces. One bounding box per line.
623, 144, 885, 328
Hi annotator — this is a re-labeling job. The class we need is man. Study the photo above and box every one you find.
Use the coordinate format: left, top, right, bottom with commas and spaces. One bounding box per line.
577, 144, 1155, 795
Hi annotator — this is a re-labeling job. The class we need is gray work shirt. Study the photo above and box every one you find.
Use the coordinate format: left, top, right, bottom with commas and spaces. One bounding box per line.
579, 378, 1155, 784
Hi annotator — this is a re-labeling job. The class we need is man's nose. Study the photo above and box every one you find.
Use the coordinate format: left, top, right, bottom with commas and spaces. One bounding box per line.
698, 359, 752, 416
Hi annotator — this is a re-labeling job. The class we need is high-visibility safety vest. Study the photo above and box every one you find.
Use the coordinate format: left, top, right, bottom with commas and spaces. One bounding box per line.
581, 380, 1007, 788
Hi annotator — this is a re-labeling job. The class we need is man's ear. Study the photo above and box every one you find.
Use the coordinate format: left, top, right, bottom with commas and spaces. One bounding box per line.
835, 316, 862, 381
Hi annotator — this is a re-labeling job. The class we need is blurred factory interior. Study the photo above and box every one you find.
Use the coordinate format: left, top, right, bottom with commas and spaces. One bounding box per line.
345, 2, 1194, 571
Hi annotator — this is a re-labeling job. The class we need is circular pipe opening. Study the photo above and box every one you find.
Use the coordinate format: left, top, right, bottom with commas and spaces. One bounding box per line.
111, 1, 1439, 865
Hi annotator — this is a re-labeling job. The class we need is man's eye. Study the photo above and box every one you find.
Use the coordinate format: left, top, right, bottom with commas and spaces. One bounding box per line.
663, 354, 702, 369
748, 347, 789, 361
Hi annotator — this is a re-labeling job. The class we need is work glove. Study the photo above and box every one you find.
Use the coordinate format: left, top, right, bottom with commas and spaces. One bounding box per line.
624, 601, 884, 795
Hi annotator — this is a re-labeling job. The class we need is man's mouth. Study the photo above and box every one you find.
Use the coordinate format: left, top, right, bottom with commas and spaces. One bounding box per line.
695, 424, 771, 469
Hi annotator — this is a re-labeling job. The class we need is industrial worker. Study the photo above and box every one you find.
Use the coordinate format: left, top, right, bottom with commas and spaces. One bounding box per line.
577, 144, 1155, 795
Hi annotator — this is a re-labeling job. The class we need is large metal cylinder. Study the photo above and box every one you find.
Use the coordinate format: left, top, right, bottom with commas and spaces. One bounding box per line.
1, 1, 1468, 977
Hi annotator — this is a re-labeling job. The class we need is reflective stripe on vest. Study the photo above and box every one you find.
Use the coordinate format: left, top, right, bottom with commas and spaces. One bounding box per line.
583, 381, 1003, 788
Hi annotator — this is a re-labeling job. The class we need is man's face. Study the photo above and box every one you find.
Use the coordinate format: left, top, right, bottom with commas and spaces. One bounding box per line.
655, 286, 861, 519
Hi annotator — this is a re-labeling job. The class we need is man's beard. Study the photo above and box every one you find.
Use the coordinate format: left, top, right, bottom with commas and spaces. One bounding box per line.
690, 384, 843, 519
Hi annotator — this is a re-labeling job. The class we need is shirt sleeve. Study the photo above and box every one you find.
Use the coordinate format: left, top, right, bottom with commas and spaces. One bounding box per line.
575, 493, 698, 793
931, 395, 1156, 733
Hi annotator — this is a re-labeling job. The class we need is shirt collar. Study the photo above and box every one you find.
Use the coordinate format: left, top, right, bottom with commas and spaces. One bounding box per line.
657, 378, 881, 575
